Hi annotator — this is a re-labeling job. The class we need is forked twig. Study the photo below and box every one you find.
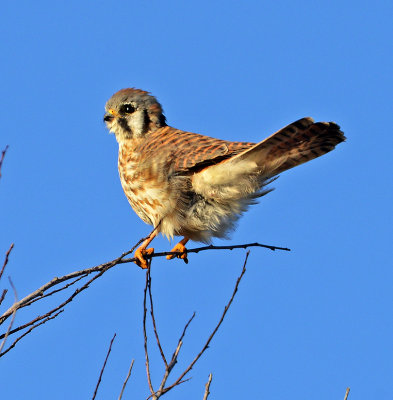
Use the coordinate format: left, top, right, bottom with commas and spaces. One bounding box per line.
92, 333, 117, 400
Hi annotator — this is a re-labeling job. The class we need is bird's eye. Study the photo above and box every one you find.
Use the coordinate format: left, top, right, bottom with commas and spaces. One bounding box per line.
120, 104, 135, 114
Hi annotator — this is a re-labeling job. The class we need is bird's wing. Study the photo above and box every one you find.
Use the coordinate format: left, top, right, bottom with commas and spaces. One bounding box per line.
191, 117, 345, 200
137, 126, 255, 173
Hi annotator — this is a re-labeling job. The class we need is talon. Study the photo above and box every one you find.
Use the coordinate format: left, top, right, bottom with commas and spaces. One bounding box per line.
134, 246, 154, 269
166, 238, 189, 263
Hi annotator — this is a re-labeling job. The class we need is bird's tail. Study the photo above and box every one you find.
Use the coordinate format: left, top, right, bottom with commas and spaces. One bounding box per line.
233, 117, 346, 177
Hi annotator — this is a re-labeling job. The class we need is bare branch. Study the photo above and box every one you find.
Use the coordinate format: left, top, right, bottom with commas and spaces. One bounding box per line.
22, 274, 88, 309
0, 231, 285, 362
0, 278, 18, 354
92, 333, 117, 400
118, 359, 135, 400
0, 145, 9, 179
1, 238, 287, 327
0, 267, 107, 340
0, 235, 149, 325
147, 268, 168, 368
143, 267, 155, 396
123, 242, 290, 265
0, 243, 14, 281
202, 373, 213, 400
0, 310, 63, 357
0, 267, 102, 325
344, 387, 350, 400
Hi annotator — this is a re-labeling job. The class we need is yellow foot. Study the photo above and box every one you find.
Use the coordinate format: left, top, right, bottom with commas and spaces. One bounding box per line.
134, 247, 154, 269
166, 242, 188, 264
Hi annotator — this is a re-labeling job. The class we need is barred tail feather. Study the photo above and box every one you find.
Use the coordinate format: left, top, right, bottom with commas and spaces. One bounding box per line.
234, 117, 346, 177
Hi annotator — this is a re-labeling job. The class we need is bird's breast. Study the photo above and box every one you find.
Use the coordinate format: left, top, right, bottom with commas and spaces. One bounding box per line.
118, 143, 173, 227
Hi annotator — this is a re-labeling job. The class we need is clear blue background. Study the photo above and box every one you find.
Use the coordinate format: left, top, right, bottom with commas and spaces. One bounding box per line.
1, 1, 392, 399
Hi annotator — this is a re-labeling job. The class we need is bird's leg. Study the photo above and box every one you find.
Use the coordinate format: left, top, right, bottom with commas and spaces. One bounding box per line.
166, 237, 189, 264
134, 230, 159, 269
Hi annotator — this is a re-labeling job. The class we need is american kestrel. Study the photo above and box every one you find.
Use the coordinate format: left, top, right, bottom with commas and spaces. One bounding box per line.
104, 88, 345, 269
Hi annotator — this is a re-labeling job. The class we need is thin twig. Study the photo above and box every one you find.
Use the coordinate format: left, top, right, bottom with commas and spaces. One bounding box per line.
344, 387, 350, 400
122, 242, 290, 264
0, 289, 7, 307
163, 251, 249, 395
0, 145, 9, 179
92, 333, 117, 400
148, 270, 168, 368
143, 268, 155, 396
22, 274, 88, 308
153, 313, 196, 398
0, 243, 14, 281
0, 278, 18, 354
118, 359, 135, 400
0, 310, 63, 357
202, 373, 213, 400
169, 312, 196, 373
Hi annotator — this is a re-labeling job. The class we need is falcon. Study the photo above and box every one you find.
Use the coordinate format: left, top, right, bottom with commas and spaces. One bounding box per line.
104, 88, 345, 269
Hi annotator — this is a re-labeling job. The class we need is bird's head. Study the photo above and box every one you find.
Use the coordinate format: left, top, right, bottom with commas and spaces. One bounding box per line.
104, 88, 166, 141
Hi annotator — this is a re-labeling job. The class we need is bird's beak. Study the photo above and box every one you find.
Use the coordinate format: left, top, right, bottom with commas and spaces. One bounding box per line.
103, 108, 119, 123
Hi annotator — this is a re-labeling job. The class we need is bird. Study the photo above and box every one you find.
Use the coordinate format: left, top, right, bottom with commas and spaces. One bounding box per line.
104, 88, 345, 269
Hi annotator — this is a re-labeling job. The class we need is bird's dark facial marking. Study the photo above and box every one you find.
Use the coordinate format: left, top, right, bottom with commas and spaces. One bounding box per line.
158, 113, 167, 126
118, 117, 132, 133
143, 109, 150, 133
119, 103, 136, 115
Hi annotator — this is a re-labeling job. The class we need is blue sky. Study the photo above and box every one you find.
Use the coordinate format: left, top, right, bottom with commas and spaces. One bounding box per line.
1, 0, 392, 399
